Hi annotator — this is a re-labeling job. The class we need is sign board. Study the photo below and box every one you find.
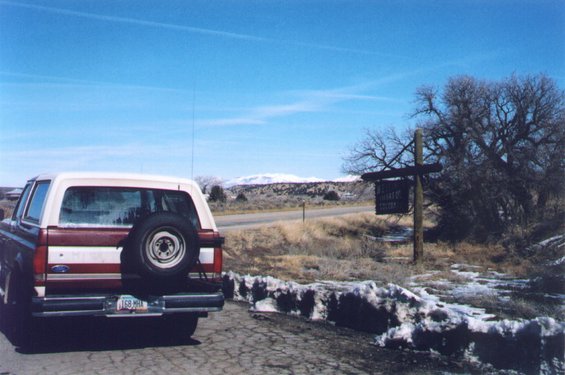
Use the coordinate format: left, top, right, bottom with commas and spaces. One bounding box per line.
375, 179, 409, 214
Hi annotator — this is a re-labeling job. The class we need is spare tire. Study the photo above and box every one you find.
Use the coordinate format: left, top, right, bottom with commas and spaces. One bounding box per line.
124, 212, 200, 280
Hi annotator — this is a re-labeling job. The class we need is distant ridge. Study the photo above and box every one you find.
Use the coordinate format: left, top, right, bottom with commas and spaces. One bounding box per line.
226, 178, 373, 203
225, 173, 359, 187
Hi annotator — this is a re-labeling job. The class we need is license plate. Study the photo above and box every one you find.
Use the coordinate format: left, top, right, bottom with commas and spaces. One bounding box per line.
116, 295, 148, 312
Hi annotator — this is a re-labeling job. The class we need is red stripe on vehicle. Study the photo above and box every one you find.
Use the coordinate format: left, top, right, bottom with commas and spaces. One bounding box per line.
198, 230, 224, 246
190, 263, 215, 273
47, 263, 122, 274
47, 228, 129, 247
33, 229, 49, 286
213, 247, 223, 274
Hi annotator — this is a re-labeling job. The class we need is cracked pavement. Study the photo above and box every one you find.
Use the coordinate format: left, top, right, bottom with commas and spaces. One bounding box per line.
0, 301, 471, 374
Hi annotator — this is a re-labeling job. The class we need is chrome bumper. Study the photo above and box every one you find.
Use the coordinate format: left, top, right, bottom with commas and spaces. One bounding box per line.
31, 292, 224, 318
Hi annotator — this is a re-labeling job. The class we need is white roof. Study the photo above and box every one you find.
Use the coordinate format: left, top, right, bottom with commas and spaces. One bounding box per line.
32, 172, 196, 185
33, 172, 216, 230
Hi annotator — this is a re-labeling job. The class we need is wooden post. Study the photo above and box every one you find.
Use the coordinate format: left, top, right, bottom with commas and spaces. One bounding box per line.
362, 128, 440, 262
413, 129, 424, 262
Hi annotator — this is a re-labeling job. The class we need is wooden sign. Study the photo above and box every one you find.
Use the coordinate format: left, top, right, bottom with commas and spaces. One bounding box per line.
361, 163, 442, 182
375, 179, 410, 214
360, 129, 443, 262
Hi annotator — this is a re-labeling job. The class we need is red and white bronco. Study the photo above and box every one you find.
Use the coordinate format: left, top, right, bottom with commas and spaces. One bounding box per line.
0, 173, 224, 348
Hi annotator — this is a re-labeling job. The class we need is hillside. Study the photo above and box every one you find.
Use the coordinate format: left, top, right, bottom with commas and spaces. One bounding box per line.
210, 180, 374, 213
228, 180, 373, 202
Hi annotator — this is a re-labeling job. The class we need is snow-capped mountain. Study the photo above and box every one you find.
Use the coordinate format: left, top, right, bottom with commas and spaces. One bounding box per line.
225, 173, 325, 187
333, 175, 361, 183
225, 173, 362, 186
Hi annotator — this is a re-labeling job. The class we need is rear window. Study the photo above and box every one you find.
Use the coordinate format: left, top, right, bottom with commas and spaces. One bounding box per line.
59, 187, 200, 228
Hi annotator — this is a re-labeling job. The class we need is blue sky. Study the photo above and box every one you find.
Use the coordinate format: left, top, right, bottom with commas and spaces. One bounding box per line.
1, 0, 564, 187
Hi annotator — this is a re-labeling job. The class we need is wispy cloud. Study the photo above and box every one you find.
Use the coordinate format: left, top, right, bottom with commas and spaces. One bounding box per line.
0, 71, 189, 93
215, 62, 473, 127
294, 91, 402, 103
198, 99, 321, 127
199, 79, 407, 127
0, 0, 400, 58
288, 41, 404, 58
1, 142, 192, 170
202, 118, 267, 127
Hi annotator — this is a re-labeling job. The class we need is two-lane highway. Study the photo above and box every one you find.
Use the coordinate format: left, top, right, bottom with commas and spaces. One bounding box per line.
215, 205, 374, 231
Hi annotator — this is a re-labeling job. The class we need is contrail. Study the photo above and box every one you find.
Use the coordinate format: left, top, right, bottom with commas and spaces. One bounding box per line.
0, 0, 400, 57
0, 0, 269, 41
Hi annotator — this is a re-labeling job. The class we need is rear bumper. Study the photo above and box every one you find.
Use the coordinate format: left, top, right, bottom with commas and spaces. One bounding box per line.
31, 292, 224, 318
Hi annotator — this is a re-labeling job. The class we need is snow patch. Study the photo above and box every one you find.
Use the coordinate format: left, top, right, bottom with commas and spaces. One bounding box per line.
251, 298, 279, 313
223, 272, 564, 374
409, 264, 532, 306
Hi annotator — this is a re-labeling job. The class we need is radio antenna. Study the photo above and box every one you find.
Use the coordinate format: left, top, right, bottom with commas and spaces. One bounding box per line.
191, 86, 196, 181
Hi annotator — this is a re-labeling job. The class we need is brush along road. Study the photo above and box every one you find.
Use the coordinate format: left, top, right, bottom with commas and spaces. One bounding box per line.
215, 205, 374, 231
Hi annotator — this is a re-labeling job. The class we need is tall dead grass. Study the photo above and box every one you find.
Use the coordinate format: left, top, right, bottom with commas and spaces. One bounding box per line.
222, 212, 564, 320
225, 213, 428, 285
223, 212, 521, 285
0, 200, 15, 219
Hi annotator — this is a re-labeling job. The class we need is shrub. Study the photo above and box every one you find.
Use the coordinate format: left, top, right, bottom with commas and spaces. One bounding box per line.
209, 185, 227, 203
235, 192, 248, 202
323, 190, 340, 201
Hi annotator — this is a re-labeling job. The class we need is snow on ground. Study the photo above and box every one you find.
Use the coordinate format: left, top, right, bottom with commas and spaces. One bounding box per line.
223, 272, 564, 374
409, 263, 532, 304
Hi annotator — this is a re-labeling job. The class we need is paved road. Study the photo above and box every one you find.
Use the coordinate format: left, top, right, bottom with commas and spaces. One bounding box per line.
0, 301, 470, 375
215, 205, 374, 231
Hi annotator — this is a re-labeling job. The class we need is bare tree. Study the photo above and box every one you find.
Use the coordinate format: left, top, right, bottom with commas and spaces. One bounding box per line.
194, 176, 224, 194
342, 126, 415, 175
345, 74, 565, 242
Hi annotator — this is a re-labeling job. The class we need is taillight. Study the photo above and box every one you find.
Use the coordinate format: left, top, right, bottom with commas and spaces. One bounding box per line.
212, 231, 224, 275
213, 246, 223, 274
34, 229, 48, 285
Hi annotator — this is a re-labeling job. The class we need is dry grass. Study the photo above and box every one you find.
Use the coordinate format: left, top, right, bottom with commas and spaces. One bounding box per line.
222, 213, 565, 320
385, 241, 513, 274
224, 213, 401, 283
223, 212, 537, 285
223, 213, 485, 286
0, 200, 15, 219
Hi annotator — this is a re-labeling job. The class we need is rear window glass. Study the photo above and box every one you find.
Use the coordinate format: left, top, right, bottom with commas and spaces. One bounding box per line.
59, 187, 200, 228
24, 181, 51, 223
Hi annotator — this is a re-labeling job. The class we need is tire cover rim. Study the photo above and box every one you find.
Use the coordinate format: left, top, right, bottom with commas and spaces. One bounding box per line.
145, 228, 186, 269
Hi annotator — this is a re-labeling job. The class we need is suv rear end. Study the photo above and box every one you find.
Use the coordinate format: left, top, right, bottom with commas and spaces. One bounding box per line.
0, 173, 224, 347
